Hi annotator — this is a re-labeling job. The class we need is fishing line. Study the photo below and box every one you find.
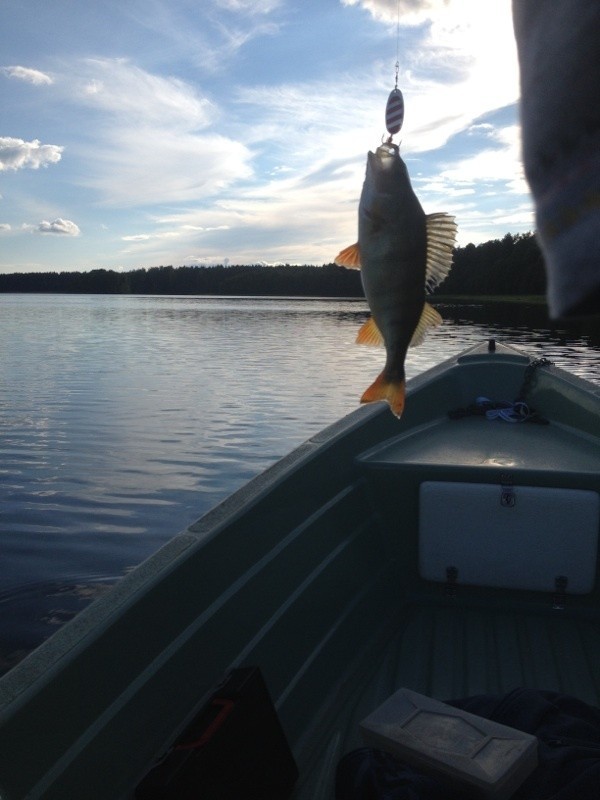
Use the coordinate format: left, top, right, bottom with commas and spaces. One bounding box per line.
395, 0, 400, 89
385, 0, 404, 139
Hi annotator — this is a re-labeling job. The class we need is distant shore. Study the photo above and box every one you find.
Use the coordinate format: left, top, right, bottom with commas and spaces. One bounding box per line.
0, 232, 548, 298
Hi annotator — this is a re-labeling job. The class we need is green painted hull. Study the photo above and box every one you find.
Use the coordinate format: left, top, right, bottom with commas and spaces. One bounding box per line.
0, 341, 599, 799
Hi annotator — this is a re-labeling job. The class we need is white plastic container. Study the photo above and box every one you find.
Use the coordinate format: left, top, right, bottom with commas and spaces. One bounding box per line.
360, 688, 538, 800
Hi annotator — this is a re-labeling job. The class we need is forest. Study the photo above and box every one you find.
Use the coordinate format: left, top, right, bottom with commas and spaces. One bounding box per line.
0, 232, 545, 297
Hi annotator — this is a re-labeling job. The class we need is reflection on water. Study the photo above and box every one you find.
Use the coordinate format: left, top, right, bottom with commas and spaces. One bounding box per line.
434, 301, 600, 382
0, 293, 598, 673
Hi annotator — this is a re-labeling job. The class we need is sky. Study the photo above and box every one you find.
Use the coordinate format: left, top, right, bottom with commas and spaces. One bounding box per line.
0, 0, 534, 274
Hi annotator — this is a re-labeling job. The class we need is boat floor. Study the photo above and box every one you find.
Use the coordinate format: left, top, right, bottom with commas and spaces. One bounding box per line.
293, 598, 600, 799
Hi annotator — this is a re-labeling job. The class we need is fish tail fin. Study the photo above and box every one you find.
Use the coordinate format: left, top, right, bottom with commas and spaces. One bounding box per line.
361, 373, 405, 418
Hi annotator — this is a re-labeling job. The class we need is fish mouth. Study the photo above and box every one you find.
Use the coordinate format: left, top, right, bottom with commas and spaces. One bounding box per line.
368, 143, 399, 172
376, 143, 399, 158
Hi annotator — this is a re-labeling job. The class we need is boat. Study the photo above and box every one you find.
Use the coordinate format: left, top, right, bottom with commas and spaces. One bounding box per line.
0, 340, 599, 799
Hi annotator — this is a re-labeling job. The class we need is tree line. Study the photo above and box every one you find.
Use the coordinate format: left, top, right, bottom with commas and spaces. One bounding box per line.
440, 232, 545, 296
0, 232, 545, 297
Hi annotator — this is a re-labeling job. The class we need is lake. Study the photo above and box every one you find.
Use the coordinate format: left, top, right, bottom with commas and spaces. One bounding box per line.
1, 293, 599, 674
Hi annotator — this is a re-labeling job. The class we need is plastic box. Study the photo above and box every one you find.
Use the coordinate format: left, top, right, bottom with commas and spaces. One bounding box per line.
360, 688, 538, 799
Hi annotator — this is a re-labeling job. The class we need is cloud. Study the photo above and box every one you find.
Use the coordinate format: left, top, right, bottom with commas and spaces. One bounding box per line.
1, 65, 53, 85
341, 0, 518, 107
214, 0, 281, 13
85, 129, 252, 206
233, 1, 518, 166
181, 224, 230, 232
136, 118, 528, 264
0, 223, 10, 232
0, 137, 63, 171
467, 123, 495, 137
47, 58, 253, 206
119, 222, 233, 259
119, 0, 280, 74
76, 58, 215, 129
437, 126, 527, 194
212, 18, 280, 59
410, 123, 531, 242
185, 255, 230, 266
37, 218, 80, 236
121, 164, 364, 265
340, 0, 450, 24
450, 203, 535, 243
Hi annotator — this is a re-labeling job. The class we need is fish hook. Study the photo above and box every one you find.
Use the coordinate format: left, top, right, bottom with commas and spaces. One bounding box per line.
382, 134, 402, 153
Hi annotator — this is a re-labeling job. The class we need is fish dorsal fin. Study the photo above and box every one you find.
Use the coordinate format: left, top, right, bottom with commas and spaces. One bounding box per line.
425, 212, 457, 293
409, 301, 443, 347
356, 316, 384, 346
334, 243, 361, 270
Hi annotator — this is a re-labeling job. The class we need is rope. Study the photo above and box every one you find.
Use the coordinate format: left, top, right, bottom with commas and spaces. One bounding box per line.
448, 356, 553, 424
475, 397, 534, 423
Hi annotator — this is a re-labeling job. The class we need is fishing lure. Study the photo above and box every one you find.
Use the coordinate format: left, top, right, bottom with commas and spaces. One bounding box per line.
385, 87, 404, 135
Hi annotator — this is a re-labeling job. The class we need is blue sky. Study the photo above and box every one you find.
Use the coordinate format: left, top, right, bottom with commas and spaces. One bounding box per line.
0, 0, 533, 274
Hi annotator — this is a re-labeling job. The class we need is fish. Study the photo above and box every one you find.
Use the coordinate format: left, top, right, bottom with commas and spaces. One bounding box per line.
335, 142, 457, 417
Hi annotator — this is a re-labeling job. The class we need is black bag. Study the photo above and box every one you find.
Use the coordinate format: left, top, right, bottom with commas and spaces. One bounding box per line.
136, 667, 298, 800
336, 748, 452, 800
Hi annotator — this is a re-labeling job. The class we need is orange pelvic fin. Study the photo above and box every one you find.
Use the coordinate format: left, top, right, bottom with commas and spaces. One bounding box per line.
361, 373, 406, 418
356, 316, 384, 346
334, 242, 361, 269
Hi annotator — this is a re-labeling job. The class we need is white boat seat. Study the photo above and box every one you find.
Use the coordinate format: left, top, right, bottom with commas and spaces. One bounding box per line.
419, 481, 600, 594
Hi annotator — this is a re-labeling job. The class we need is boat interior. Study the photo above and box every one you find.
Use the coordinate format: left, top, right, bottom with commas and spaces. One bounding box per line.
291, 347, 600, 797
0, 342, 599, 799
